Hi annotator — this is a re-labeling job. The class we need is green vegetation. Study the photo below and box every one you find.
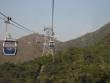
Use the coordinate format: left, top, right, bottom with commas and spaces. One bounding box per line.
0, 23, 110, 83
0, 34, 110, 83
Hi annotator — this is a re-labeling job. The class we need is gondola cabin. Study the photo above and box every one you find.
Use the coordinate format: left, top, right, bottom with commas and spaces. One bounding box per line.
49, 41, 55, 48
3, 40, 17, 56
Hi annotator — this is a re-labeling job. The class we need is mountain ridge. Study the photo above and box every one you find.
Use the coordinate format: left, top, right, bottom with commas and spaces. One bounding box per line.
64, 22, 110, 48
0, 22, 110, 63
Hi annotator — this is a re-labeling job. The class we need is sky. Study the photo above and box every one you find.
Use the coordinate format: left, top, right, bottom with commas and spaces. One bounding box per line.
0, 0, 110, 41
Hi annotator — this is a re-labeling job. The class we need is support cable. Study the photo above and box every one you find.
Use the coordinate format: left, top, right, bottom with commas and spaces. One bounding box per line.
0, 11, 35, 33
52, 0, 54, 36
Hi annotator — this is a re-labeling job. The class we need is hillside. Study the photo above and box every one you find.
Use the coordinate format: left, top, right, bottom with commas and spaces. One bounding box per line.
0, 33, 44, 63
0, 27, 110, 82
37, 33, 110, 82
1, 22, 110, 63
64, 22, 110, 48
0, 23, 110, 82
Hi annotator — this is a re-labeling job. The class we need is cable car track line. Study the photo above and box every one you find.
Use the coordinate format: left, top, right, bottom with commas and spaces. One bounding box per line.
0, 11, 35, 33
11, 23, 34, 33
0, 16, 5, 21
52, 0, 54, 36
11, 20, 34, 33
0, 11, 7, 18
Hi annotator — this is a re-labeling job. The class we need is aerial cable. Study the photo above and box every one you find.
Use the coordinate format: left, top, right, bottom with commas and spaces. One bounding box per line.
0, 11, 7, 18
11, 20, 34, 33
52, 0, 54, 36
0, 16, 5, 21
11, 23, 32, 32
0, 16, 34, 33
0, 11, 35, 33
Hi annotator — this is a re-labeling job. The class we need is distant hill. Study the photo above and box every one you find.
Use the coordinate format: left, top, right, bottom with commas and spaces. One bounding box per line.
1, 23, 110, 63
64, 22, 110, 48
1, 23, 110, 82
35, 23, 110, 82
0, 33, 44, 63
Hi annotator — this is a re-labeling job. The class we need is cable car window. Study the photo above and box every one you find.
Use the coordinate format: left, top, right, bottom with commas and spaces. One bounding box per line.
4, 47, 16, 55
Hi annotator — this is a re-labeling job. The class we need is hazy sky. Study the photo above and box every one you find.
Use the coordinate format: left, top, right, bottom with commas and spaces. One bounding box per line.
0, 0, 110, 41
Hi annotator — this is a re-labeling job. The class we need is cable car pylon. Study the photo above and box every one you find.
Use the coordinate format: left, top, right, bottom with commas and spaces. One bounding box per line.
42, 27, 55, 56
42, 0, 55, 61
